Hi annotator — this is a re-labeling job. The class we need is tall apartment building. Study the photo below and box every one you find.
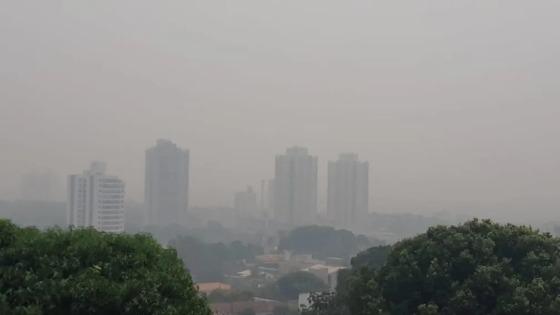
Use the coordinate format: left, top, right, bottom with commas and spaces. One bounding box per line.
67, 161, 125, 233
327, 153, 369, 228
274, 146, 318, 226
145, 139, 189, 226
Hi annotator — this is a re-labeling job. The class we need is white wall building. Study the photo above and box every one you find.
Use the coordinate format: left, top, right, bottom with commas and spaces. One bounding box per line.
67, 161, 125, 233
145, 139, 190, 226
327, 153, 369, 229
274, 146, 318, 227
303, 264, 346, 292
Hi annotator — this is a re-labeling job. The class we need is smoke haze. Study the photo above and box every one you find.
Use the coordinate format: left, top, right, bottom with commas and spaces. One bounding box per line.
1, 1, 559, 222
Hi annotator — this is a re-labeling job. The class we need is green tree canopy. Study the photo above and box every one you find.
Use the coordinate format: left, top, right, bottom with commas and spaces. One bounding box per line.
308, 219, 560, 315
342, 219, 560, 315
275, 271, 328, 300
169, 235, 262, 282
0, 219, 211, 315
278, 225, 378, 261
350, 245, 391, 270
302, 244, 391, 315
377, 219, 560, 314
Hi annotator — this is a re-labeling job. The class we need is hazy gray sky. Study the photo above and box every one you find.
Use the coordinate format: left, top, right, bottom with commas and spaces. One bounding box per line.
1, 1, 559, 221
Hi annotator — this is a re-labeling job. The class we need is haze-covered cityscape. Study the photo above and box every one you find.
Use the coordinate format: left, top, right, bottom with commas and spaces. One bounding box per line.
1, 1, 560, 315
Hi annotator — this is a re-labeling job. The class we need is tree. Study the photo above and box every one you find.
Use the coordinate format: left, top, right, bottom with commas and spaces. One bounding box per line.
0, 219, 211, 315
308, 219, 560, 315
344, 267, 385, 315
169, 235, 262, 282
278, 225, 379, 262
275, 272, 328, 300
301, 292, 342, 315
302, 245, 391, 315
350, 245, 391, 269
371, 219, 560, 315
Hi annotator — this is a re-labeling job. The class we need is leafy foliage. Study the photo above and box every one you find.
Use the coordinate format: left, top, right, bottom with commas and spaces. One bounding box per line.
169, 235, 262, 282
277, 271, 328, 300
351, 245, 391, 269
301, 292, 342, 315
278, 225, 378, 261
302, 244, 391, 315
0, 219, 211, 315
304, 268, 386, 315
314, 219, 560, 315
261, 271, 328, 301
377, 219, 560, 315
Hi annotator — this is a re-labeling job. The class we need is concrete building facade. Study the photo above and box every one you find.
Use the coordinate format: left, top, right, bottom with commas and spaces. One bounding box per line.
327, 153, 369, 229
67, 161, 125, 233
145, 139, 189, 226
274, 146, 318, 226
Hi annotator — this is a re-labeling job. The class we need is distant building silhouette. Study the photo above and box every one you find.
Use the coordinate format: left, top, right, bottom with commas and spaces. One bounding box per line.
145, 139, 189, 226
67, 161, 125, 232
20, 169, 59, 201
234, 186, 258, 215
267, 179, 275, 212
264, 179, 275, 216
327, 153, 369, 228
274, 146, 318, 226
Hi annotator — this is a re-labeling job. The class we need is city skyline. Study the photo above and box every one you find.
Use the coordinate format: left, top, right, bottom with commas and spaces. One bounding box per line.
2, 1, 560, 222
13, 135, 560, 223
58, 140, 376, 218
2, 2, 560, 313
62, 143, 376, 232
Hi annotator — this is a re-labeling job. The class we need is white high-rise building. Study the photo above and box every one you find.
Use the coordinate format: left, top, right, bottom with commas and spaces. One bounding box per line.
145, 139, 189, 226
327, 153, 369, 229
274, 146, 318, 226
67, 161, 125, 233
